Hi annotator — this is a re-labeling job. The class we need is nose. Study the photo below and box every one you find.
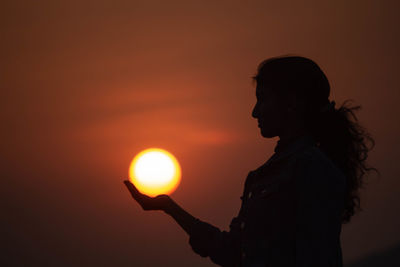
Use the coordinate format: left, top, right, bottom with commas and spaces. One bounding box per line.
252, 102, 258, 119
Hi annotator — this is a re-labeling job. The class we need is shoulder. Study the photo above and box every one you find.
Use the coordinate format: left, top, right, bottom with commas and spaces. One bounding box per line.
294, 146, 346, 194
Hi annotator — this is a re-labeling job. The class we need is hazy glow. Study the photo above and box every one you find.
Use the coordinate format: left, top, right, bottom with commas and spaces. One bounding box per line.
129, 148, 181, 197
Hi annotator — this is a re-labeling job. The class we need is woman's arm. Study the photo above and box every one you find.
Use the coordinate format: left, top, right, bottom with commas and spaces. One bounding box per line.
163, 198, 199, 236
161, 193, 242, 265
123, 180, 241, 266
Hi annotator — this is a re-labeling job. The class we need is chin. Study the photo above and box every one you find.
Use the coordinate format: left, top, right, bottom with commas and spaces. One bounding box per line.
260, 128, 278, 138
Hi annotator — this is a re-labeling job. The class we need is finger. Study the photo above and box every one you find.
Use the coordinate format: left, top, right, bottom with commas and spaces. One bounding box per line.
123, 180, 143, 199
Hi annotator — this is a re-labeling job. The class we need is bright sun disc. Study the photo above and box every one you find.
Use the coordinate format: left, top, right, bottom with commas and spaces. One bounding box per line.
129, 148, 181, 197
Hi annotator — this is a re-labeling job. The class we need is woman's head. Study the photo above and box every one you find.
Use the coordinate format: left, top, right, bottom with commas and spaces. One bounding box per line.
252, 55, 379, 223
252, 56, 331, 138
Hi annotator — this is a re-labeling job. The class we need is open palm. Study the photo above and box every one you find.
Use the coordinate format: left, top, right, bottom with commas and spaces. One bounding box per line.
123, 180, 171, 211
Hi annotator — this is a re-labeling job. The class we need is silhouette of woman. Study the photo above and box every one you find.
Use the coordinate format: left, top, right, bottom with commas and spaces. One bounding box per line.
123, 56, 377, 266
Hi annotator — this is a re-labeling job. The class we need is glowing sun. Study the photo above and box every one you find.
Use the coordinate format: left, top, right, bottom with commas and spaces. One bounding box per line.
129, 148, 181, 197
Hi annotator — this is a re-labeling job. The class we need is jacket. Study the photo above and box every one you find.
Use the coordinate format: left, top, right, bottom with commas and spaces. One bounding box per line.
188, 134, 346, 267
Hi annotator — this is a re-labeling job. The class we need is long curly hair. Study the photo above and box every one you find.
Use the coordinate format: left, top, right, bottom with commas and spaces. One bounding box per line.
253, 55, 379, 223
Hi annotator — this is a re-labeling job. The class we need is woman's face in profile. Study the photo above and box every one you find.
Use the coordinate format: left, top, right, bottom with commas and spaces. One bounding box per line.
252, 83, 288, 138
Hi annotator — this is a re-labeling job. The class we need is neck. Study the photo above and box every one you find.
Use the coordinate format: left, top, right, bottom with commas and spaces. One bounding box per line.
278, 126, 309, 144
278, 111, 310, 143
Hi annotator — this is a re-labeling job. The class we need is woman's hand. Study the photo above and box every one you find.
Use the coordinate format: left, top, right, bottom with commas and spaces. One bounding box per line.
123, 180, 172, 211
124, 180, 199, 236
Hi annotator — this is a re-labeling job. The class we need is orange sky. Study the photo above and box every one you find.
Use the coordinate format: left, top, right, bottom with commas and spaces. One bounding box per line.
2, 0, 400, 266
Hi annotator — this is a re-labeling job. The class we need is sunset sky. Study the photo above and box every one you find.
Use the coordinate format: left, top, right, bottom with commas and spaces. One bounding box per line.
2, 0, 400, 266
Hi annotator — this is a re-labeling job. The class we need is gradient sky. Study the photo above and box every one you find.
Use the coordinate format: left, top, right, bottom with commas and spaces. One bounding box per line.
1, 0, 400, 266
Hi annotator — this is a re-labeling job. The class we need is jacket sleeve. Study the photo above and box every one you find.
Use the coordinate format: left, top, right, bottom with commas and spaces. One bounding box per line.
188, 171, 256, 267
188, 216, 242, 267
294, 154, 346, 267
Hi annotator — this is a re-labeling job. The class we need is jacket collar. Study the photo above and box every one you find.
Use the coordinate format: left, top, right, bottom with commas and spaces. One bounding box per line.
262, 134, 317, 167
